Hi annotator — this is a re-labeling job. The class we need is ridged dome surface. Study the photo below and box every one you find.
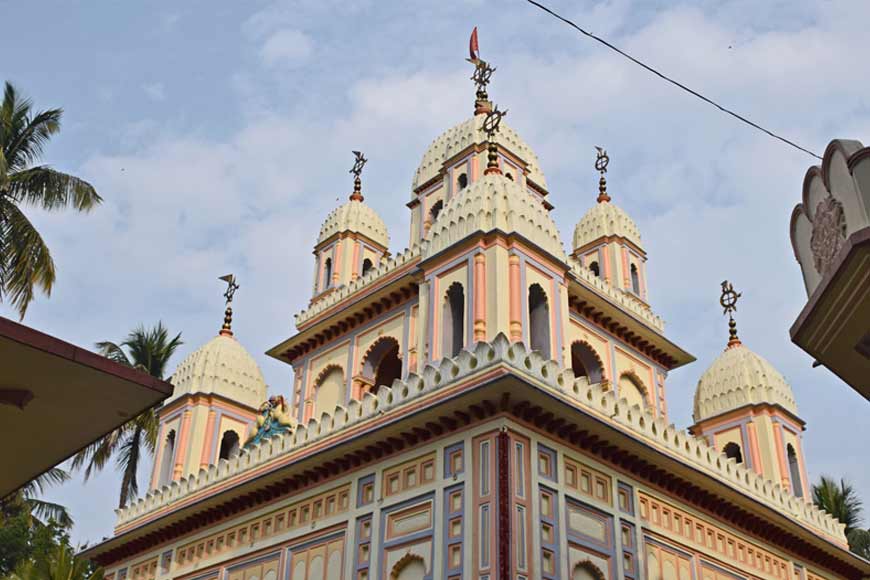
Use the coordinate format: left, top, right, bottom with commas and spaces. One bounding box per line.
422, 173, 565, 260
317, 199, 389, 248
412, 116, 547, 193
573, 201, 643, 251
168, 334, 268, 410
693, 343, 798, 423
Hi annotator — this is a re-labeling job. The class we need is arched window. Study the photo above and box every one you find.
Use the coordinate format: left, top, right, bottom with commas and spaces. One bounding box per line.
457, 173, 468, 190
723, 442, 743, 464
573, 561, 605, 580
430, 199, 444, 222
442, 282, 465, 357
618, 373, 647, 409
787, 443, 803, 497
314, 366, 344, 415
528, 283, 551, 358
362, 337, 402, 393
323, 257, 333, 289
391, 554, 426, 580
218, 430, 240, 460
630, 263, 640, 295
158, 429, 176, 487
571, 341, 604, 383
505, 172, 514, 181
589, 261, 600, 277
362, 258, 374, 276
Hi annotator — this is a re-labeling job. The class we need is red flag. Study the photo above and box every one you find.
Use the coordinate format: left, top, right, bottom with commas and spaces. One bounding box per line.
469, 27, 480, 63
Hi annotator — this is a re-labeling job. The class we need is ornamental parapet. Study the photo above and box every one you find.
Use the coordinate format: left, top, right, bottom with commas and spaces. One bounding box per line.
294, 246, 421, 327
568, 256, 666, 332
115, 334, 845, 546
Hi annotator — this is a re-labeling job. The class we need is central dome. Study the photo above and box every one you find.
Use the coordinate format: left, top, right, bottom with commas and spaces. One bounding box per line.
317, 198, 389, 249
422, 173, 565, 260
412, 115, 547, 193
169, 334, 268, 410
693, 343, 798, 423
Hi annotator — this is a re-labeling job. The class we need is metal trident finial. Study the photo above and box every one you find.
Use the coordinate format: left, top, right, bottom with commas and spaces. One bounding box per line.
719, 280, 742, 346
349, 151, 367, 201
483, 105, 507, 175
595, 147, 611, 203
219, 274, 239, 335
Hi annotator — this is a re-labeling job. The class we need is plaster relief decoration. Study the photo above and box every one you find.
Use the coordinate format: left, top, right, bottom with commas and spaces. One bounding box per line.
809, 194, 847, 276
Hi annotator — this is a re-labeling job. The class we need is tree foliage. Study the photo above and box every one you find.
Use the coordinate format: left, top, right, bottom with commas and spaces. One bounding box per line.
812, 476, 870, 559
0, 81, 102, 318
72, 323, 182, 508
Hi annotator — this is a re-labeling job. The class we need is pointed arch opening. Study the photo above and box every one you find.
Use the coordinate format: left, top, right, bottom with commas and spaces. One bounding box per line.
787, 443, 804, 497
589, 261, 600, 277
573, 560, 606, 580
457, 173, 468, 190
323, 257, 333, 289
630, 263, 640, 294
314, 365, 345, 415
442, 282, 465, 358
218, 430, 240, 460
723, 442, 743, 464
571, 341, 604, 384
158, 429, 176, 487
430, 199, 444, 222
528, 283, 551, 358
361, 336, 402, 393
618, 371, 648, 409
362, 258, 374, 276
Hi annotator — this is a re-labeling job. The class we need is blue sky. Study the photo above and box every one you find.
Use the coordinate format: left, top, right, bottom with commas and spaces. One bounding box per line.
2, 0, 868, 546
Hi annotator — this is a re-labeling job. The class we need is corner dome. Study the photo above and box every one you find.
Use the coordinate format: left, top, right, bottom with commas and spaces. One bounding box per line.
412, 115, 547, 193
317, 199, 389, 249
573, 201, 643, 251
422, 173, 565, 260
693, 343, 798, 423
168, 334, 268, 410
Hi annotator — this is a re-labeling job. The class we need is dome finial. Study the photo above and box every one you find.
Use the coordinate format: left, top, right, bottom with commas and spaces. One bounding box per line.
719, 280, 742, 348
595, 146, 611, 203
467, 27, 495, 115
349, 150, 367, 202
219, 273, 239, 336
483, 105, 508, 175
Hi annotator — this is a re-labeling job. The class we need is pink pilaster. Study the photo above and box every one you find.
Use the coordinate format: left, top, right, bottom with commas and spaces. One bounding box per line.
746, 422, 763, 475
772, 423, 791, 489
332, 242, 342, 286
173, 409, 193, 481
508, 254, 522, 342
350, 241, 361, 281
149, 423, 167, 490
199, 409, 217, 470
621, 246, 630, 289
602, 246, 612, 284
473, 253, 487, 342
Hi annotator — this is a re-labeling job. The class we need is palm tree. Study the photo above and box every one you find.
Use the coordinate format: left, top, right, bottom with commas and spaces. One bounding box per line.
72, 323, 182, 509
9, 543, 101, 580
1, 467, 73, 530
812, 476, 870, 558
0, 81, 102, 318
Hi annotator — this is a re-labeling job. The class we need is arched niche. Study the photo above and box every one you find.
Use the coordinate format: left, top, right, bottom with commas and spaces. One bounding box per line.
528, 283, 551, 358
361, 336, 402, 392
314, 365, 345, 415
618, 371, 648, 409
571, 341, 605, 384
218, 430, 240, 460
442, 282, 465, 358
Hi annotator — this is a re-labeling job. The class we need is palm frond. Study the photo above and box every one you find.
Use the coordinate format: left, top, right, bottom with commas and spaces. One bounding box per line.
8, 166, 102, 211
0, 198, 56, 318
94, 340, 132, 367
4, 107, 62, 172
812, 476, 864, 532
19, 466, 70, 498
25, 498, 73, 529
116, 425, 144, 509
121, 322, 183, 379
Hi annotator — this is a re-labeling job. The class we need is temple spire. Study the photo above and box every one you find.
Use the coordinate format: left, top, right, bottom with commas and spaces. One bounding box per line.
595, 146, 611, 203
349, 150, 367, 202
483, 106, 507, 175
219, 274, 239, 336
719, 280, 742, 348
467, 27, 495, 115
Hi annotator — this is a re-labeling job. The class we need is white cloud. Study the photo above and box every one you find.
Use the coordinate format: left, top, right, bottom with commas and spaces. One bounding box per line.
143, 82, 166, 102
259, 29, 314, 68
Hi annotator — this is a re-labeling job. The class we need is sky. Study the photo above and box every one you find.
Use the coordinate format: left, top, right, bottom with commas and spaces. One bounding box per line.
1, 0, 868, 547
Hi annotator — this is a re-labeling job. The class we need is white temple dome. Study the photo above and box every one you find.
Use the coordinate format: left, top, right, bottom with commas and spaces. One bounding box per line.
573, 201, 643, 251
422, 172, 565, 260
317, 198, 389, 249
168, 333, 268, 410
412, 115, 547, 193
693, 342, 798, 423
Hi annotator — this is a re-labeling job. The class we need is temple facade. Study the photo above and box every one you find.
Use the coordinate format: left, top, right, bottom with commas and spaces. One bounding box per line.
82, 38, 868, 580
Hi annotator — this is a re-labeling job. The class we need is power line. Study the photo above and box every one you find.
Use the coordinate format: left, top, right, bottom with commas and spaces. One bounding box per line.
523, 0, 823, 160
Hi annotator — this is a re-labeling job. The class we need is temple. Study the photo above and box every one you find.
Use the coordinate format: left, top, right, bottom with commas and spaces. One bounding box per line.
82, 33, 868, 580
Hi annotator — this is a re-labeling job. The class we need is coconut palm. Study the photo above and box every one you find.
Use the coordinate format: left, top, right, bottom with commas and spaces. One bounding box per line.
72, 323, 182, 509
812, 476, 870, 558
1, 467, 72, 530
9, 543, 101, 580
0, 81, 102, 318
